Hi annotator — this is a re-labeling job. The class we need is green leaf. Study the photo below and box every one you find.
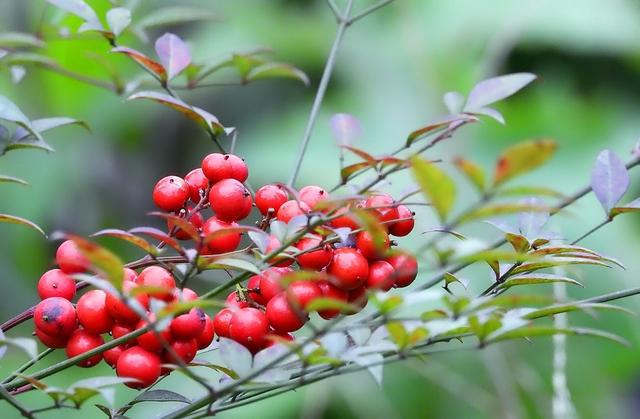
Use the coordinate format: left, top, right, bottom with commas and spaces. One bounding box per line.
246, 62, 309, 86
487, 326, 629, 346
406, 114, 474, 146
524, 302, 636, 320
453, 157, 485, 192
91, 229, 158, 256
460, 202, 552, 223
0, 32, 44, 48
132, 389, 191, 404
197, 257, 261, 274
611, 197, 640, 218
106, 8, 131, 38
496, 274, 583, 290
386, 322, 408, 348
410, 156, 455, 221
0, 175, 28, 186
138, 7, 219, 29
111, 47, 167, 81
505, 233, 530, 253
0, 337, 38, 358
495, 185, 564, 198
510, 257, 612, 275
494, 139, 557, 186
340, 162, 370, 183
13, 117, 89, 141
0, 95, 44, 143
0, 214, 46, 237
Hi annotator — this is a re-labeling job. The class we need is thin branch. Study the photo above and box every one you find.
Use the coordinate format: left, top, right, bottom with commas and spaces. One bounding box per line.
325, 0, 343, 21
570, 218, 611, 245
349, 0, 396, 25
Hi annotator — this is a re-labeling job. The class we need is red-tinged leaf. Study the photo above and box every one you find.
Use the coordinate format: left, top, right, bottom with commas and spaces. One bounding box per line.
0, 214, 46, 237
464, 73, 537, 111
340, 161, 371, 183
406, 114, 475, 146
531, 245, 604, 258
453, 157, 486, 193
128, 226, 183, 254
611, 197, 640, 218
510, 258, 613, 275
378, 156, 408, 166
155, 33, 191, 81
126, 91, 225, 136
111, 46, 167, 81
591, 150, 629, 216
148, 212, 200, 241
410, 156, 456, 222
340, 145, 377, 165
496, 274, 583, 290
494, 139, 557, 186
91, 229, 158, 255
505, 232, 530, 253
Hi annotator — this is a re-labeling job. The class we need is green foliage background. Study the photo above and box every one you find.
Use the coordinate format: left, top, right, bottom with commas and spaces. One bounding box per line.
2, 0, 640, 418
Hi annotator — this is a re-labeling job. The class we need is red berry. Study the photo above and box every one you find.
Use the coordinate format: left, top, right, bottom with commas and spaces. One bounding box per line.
213, 308, 234, 338
255, 184, 288, 216
366, 260, 395, 291
229, 308, 268, 352
202, 216, 242, 254
266, 235, 293, 267
56, 240, 90, 274
316, 280, 348, 319
106, 281, 149, 326
225, 291, 250, 310
247, 274, 265, 305
386, 251, 418, 288
365, 193, 399, 224
227, 154, 249, 182
265, 293, 306, 334
179, 287, 199, 302
286, 281, 322, 310
327, 248, 370, 290
209, 179, 252, 222
111, 323, 135, 345
295, 234, 333, 270
196, 314, 215, 349
138, 266, 176, 301
123, 268, 138, 283
35, 327, 69, 348
117, 346, 161, 389
136, 314, 173, 353
299, 185, 328, 210
37, 269, 76, 300
169, 208, 204, 240
65, 329, 104, 367
184, 168, 209, 203
355, 230, 390, 261
329, 203, 363, 230
77, 290, 113, 335
163, 338, 198, 365
153, 176, 189, 212
389, 204, 415, 237
258, 267, 292, 303
33, 297, 77, 337
201, 153, 231, 183
170, 308, 206, 340
347, 286, 368, 313
104, 345, 125, 368
276, 200, 310, 223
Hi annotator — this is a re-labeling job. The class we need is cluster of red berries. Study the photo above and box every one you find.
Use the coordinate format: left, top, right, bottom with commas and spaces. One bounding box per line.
33, 240, 214, 389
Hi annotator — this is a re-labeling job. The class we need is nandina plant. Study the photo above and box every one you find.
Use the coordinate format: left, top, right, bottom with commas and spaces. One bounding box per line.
1, 1, 640, 418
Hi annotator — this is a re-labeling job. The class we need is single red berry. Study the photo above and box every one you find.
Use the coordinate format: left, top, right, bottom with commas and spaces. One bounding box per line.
227, 154, 249, 182
77, 290, 113, 335
111, 323, 136, 346
258, 267, 292, 303
247, 274, 265, 305
229, 308, 269, 352
347, 286, 368, 313
138, 266, 176, 301
295, 234, 333, 270
37, 269, 76, 300
266, 293, 306, 334
276, 200, 310, 223
33, 297, 77, 337
136, 314, 173, 353
184, 168, 209, 203
106, 281, 149, 326
163, 338, 198, 365
266, 235, 293, 267
35, 327, 69, 349
56, 239, 90, 274
264, 330, 294, 348
355, 230, 390, 261
365, 193, 399, 224
213, 308, 234, 338
209, 179, 252, 222
366, 260, 395, 291
389, 204, 415, 237
202, 216, 242, 254
225, 291, 250, 310
65, 329, 104, 367
103, 345, 125, 368
327, 248, 370, 290
170, 308, 206, 340
299, 185, 328, 210
255, 184, 288, 216
386, 251, 418, 288
329, 203, 363, 231
316, 280, 348, 319
123, 268, 138, 283
153, 176, 189, 212
179, 287, 199, 302
169, 208, 204, 240
286, 280, 322, 310
201, 153, 232, 183
117, 346, 161, 389
196, 314, 215, 349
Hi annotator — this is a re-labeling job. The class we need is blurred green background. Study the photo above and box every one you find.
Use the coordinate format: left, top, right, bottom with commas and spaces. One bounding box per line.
2, 0, 640, 418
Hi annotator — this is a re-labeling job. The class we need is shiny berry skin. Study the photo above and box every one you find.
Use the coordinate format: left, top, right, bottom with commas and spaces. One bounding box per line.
355, 230, 390, 261
225, 291, 250, 310
247, 274, 265, 305
366, 260, 395, 291
365, 193, 399, 224
103, 345, 125, 368
56, 239, 90, 274
169, 208, 204, 240
34, 297, 77, 337
386, 251, 418, 288
264, 330, 294, 347
327, 248, 370, 290
35, 327, 69, 348
258, 267, 292, 303
255, 184, 288, 216
136, 314, 173, 353
196, 314, 215, 349
266, 235, 293, 267
77, 290, 113, 335
229, 308, 269, 352
347, 286, 368, 313
316, 280, 348, 319
209, 179, 252, 222
138, 266, 176, 301
123, 268, 138, 283
37, 269, 76, 300
184, 168, 209, 203
266, 293, 306, 334
201, 153, 231, 183
299, 185, 328, 210
106, 281, 149, 326
163, 339, 198, 364
329, 203, 363, 230
295, 235, 333, 270
202, 216, 242, 254
227, 154, 249, 182
65, 329, 104, 367
170, 308, 206, 340
117, 346, 161, 389
153, 176, 189, 212
111, 323, 135, 345
276, 200, 311, 223
286, 281, 322, 310
389, 204, 415, 237
213, 308, 234, 338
